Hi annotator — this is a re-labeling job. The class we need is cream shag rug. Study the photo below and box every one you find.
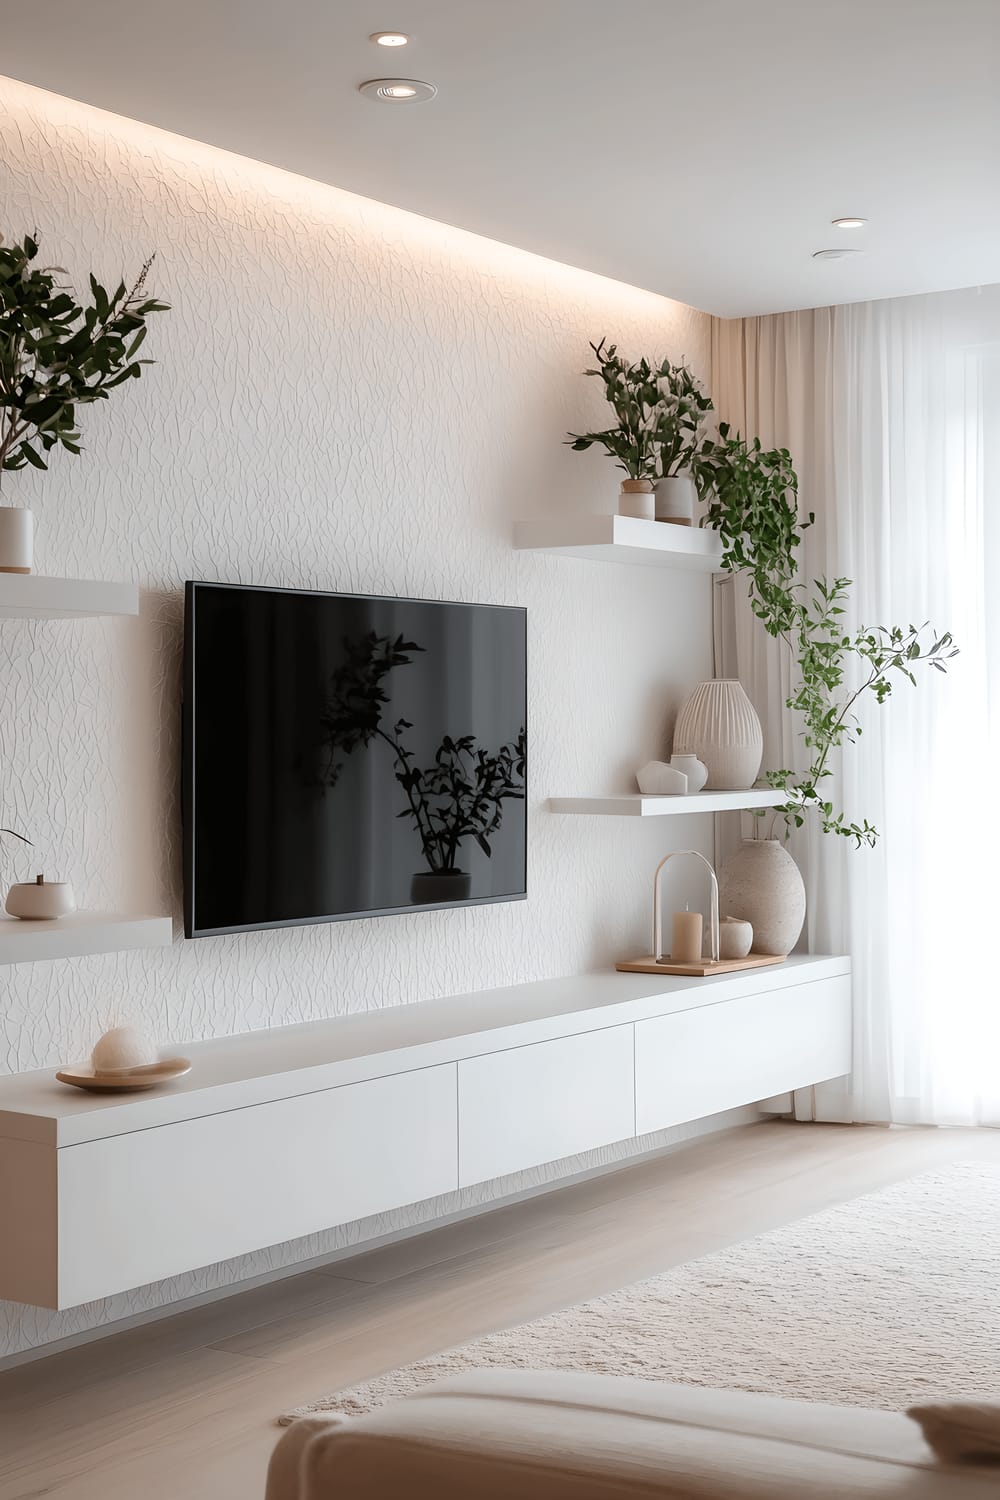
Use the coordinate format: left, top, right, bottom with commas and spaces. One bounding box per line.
282, 1161, 1000, 1423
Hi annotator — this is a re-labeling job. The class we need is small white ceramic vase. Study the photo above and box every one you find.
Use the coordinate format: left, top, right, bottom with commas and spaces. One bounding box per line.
719, 915, 754, 960
618, 479, 655, 521
636, 760, 688, 795
0, 507, 33, 574
654, 474, 696, 526
5, 875, 76, 920
669, 753, 708, 793
673, 679, 764, 790
718, 839, 806, 956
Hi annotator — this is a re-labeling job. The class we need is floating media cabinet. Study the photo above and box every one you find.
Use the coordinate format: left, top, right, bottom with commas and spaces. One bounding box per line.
0, 956, 850, 1309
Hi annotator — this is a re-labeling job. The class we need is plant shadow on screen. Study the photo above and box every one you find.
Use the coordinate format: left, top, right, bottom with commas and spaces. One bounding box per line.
187, 588, 527, 933
318, 632, 526, 906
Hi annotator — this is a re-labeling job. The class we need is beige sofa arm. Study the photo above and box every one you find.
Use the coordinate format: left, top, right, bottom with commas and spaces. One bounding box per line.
266, 1370, 995, 1500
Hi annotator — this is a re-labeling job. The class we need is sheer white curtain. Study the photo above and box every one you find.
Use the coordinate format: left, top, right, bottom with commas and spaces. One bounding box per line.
712, 287, 1000, 1125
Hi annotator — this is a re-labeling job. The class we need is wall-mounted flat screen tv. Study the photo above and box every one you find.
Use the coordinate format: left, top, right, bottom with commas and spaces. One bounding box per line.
183, 583, 527, 937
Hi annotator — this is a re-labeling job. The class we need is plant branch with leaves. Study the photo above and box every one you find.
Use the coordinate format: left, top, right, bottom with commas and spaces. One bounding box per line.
566, 340, 712, 483
567, 339, 663, 481
698, 427, 957, 845
0, 233, 169, 485
319, 632, 526, 873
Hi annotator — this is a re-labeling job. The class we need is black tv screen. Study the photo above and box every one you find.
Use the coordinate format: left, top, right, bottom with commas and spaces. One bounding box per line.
183, 583, 527, 936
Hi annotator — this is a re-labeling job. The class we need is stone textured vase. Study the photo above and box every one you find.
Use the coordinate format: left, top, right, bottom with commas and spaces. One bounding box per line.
719, 839, 806, 956
673, 679, 763, 790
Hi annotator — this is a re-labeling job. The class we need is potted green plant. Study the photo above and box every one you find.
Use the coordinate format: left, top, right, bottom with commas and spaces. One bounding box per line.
650, 359, 713, 525
0, 234, 169, 573
566, 339, 662, 519
318, 632, 527, 904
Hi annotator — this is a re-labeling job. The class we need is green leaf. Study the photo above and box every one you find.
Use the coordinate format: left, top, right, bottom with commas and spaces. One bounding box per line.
21, 442, 47, 469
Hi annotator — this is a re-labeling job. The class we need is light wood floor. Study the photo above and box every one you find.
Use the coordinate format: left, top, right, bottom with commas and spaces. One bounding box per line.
2, 1118, 999, 1500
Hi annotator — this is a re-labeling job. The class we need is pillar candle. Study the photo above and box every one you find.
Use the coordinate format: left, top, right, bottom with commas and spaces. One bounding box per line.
671, 909, 704, 964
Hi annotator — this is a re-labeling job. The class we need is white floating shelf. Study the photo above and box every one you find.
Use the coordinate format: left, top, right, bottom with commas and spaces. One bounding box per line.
515, 514, 723, 572
0, 574, 139, 619
549, 788, 791, 817
0, 912, 172, 966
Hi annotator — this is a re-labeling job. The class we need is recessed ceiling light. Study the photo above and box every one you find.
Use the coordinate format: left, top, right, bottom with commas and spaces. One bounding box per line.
359, 77, 437, 103
812, 247, 864, 261
831, 217, 867, 229
370, 31, 409, 46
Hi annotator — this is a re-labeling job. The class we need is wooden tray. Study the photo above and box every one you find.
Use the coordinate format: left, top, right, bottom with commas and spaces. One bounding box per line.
55, 1058, 192, 1092
616, 954, 787, 978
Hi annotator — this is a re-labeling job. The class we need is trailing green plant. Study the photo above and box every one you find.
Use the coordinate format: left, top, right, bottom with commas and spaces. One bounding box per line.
699, 425, 957, 846
318, 632, 526, 873
0, 233, 169, 483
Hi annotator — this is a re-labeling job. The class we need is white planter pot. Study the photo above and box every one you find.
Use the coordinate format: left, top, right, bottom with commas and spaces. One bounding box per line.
5, 876, 76, 920
669, 752, 708, 793
719, 840, 806, 956
654, 474, 696, 525
0, 507, 33, 574
673, 679, 763, 790
618, 480, 655, 521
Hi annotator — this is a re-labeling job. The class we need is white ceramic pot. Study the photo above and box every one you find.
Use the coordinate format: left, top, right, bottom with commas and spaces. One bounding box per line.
618, 479, 655, 521
719, 839, 806, 956
719, 915, 754, 960
0, 507, 33, 574
654, 474, 696, 525
5, 875, 76, 920
636, 760, 688, 795
669, 753, 708, 793
673, 679, 763, 790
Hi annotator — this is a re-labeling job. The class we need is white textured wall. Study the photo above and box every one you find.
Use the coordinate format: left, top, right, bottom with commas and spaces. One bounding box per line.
0, 77, 721, 1358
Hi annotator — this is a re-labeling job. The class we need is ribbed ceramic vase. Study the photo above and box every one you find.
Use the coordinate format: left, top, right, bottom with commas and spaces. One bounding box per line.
672, 679, 763, 790
719, 839, 806, 956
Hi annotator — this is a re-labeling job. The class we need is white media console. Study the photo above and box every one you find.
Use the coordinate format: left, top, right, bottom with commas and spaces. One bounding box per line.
0, 955, 850, 1310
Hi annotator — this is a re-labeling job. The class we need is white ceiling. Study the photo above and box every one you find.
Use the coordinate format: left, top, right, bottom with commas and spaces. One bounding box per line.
4, 0, 999, 316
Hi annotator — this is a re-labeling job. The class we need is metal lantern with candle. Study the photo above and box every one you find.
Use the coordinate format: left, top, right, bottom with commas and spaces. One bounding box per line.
616, 849, 786, 978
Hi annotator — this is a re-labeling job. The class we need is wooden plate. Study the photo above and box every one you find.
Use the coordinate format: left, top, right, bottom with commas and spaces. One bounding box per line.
55, 1058, 192, 1092
616, 954, 787, 977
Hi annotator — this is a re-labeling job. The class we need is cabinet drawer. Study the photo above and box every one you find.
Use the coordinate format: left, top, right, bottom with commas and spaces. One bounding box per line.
458, 1025, 634, 1187
635, 976, 851, 1136
56, 1064, 458, 1307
